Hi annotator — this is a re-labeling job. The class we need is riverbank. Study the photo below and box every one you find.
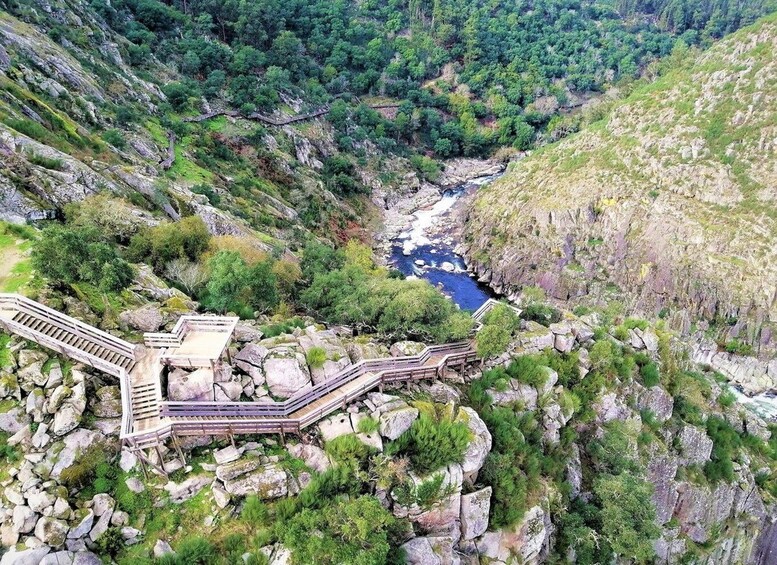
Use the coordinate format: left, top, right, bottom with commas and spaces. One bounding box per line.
374, 158, 505, 254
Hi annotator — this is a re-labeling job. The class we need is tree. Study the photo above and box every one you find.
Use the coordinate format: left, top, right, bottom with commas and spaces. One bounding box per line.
31, 225, 133, 292
164, 259, 209, 295
247, 259, 279, 313
204, 251, 249, 312
594, 473, 660, 563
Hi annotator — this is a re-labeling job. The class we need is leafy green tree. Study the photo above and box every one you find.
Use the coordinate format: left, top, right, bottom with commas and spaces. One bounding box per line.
594, 473, 660, 563
204, 250, 249, 313
32, 225, 133, 292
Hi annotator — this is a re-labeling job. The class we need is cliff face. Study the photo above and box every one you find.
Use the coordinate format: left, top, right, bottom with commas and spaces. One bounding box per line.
463, 15, 777, 333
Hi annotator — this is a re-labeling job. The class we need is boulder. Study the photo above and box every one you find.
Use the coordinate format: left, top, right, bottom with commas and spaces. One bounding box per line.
476, 505, 550, 564
389, 341, 426, 357
235, 344, 269, 367
91, 386, 121, 418
67, 510, 94, 539
154, 540, 175, 558
164, 476, 212, 504
168, 368, 214, 401
400, 536, 456, 565
460, 487, 492, 540
488, 380, 537, 409
124, 477, 145, 494
223, 464, 288, 499
216, 459, 262, 482
264, 354, 311, 398
12, 505, 37, 534
119, 306, 164, 332
34, 517, 68, 547
212, 485, 230, 509
287, 443, 331, 474
459, 407, 492, 476
0, 547, 51, 565
52, 403, 82, 436
0, 406, 29, 434
318, 414, 354, 442
379, 406, 418, 440
50, 430, 105, 480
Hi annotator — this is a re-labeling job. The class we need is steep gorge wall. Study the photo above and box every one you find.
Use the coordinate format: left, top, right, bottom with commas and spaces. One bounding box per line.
463, 15, 777, 341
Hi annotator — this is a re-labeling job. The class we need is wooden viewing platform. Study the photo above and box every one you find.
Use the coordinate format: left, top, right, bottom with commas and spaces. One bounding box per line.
0, 293, 482, 473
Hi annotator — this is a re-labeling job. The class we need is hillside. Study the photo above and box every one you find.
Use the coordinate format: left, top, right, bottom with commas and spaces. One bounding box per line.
464, 14, 777, 343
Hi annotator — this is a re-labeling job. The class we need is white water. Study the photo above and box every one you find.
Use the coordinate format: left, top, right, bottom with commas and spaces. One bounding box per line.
728, 387, 777, 421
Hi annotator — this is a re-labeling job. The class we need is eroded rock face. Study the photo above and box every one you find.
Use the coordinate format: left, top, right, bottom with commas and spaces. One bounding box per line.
459, 407, 491, 477
263, 352, 311, 399
460, 487, 492, 540
463, 19, 777, 326
476, 505, 551, 564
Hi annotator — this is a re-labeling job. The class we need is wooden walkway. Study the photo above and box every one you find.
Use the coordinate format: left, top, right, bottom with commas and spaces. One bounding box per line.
0, 293, 479, 454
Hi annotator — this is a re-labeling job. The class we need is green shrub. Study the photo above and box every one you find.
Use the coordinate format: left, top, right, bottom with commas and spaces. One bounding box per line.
717, 389, 736, 408
356, 416, 380, 435
26, 152, 65, 170
325, 434, 374, 466
521, 303, 562, 326
96, 527, 125, 558
102, 129, 127, 149
306, 347, 327, 369
703, 416, 741, 483
0, 432, 20, 463
640, 362, 660, 387
242, 495, 270, 523
282, 496, 403, 565
393, 472, 452, 509
32, 225, 134, 292
724, 339, 753, 356
160, 536, 218, 565
386, 413, 471, 474
594, 472, 660, 562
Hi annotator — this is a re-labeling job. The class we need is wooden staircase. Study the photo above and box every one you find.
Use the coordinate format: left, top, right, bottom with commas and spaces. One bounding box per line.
0, 293, 137, 377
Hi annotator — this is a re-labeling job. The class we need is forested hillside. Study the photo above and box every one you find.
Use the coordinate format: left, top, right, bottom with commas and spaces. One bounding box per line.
464, 12, 777, 348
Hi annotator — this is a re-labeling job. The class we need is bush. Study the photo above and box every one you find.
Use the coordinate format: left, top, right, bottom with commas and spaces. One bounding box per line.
476, 303, 521, 359
96, 527, 125, 558
386, 412, 471, 474
717, 389, 736, 408
640, 362, 660, 387
159, 536, 218, 565
724, 339, 753, 356
129, 216, 211, 270
594, 473, 660, 562
521, 303, 562, 326
32, 225, 134, 292
305, 347, 326, 369
282, 496, 403, 565
325, 434, 374, 466
102, 129, 126, 149
242, 495, 270, 523
704, 416, 741, 483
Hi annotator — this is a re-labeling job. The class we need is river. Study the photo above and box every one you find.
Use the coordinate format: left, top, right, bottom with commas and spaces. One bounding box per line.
388, 174, 499, 312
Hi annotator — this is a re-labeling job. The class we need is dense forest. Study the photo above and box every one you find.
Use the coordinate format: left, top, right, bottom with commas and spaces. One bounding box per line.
5, 0, 773, 157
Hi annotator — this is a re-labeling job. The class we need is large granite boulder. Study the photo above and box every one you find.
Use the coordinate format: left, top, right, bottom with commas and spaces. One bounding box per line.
476, 505, 551, 564
168, 368, 213, 401
263, 351, 311, 399
119, 305, 164, 332
460, 487, 492, 540
223, 464, 288, 498
459, 407, 491, 477
637, 385, 674, 422
400, 536, 456, 565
